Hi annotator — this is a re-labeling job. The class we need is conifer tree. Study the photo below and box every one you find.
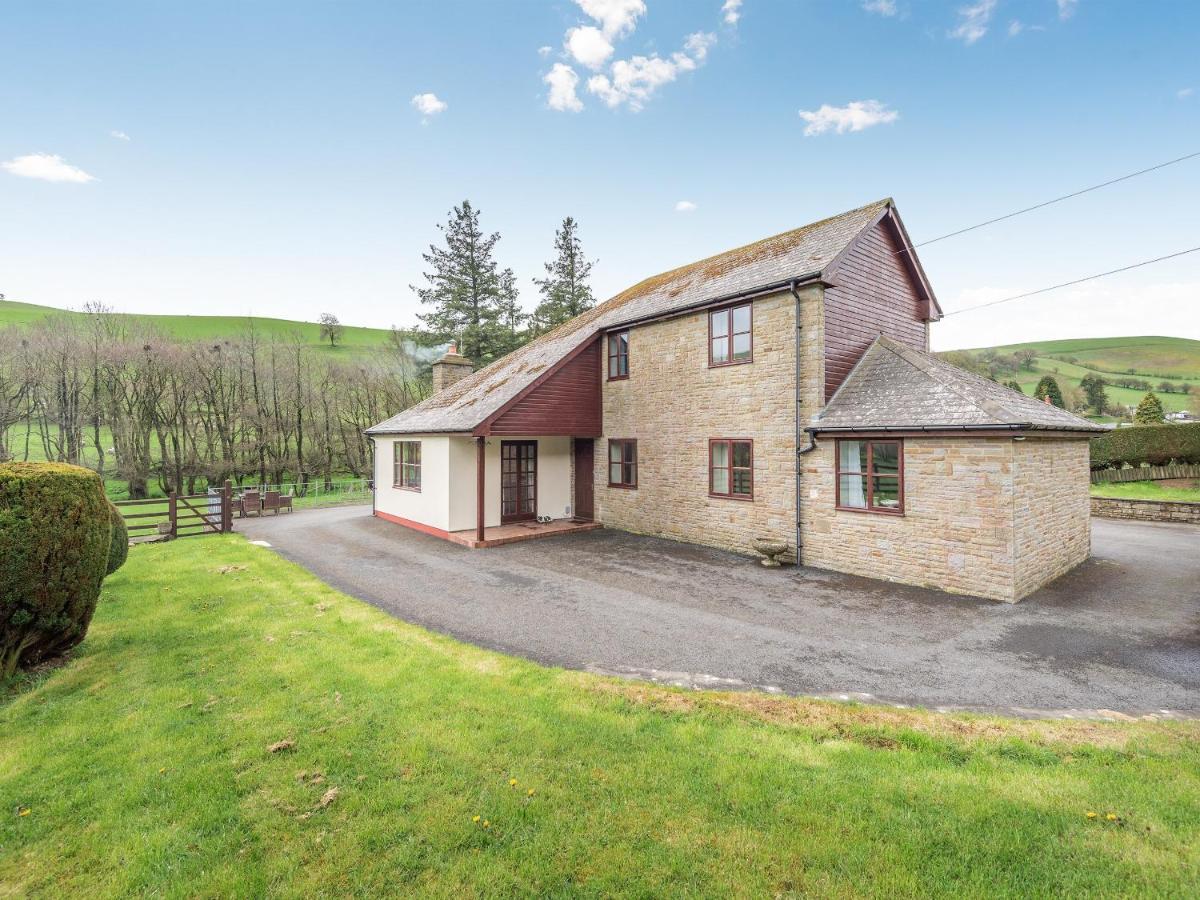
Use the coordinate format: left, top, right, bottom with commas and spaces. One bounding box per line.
1033, 375, 1064, 408
412, 201, 513, 365
533, 217, 596, 332
1006, 380, 1023, 394
1133, 391, 1165, 425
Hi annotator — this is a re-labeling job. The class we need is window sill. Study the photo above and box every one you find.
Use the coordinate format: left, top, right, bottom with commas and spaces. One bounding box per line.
607, 482, 638, 490
606, 374, 629, 382
709, 492, 754, 502
835, 505, 903, 516
708, 358, 753, 369
393, 484, 422, 493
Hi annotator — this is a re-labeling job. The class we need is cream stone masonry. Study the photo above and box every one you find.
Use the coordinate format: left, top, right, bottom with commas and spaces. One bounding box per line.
595, 288, 819, 560
1013, 438, 1092, 598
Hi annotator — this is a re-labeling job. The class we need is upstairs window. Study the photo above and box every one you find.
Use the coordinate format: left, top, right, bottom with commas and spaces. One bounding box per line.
394, 440, 421, 491
709, 303, 752, 367
709, 439, 753, 500
836, 439, 903, 514
607, 331, 630, 380
608, 439, 637, 488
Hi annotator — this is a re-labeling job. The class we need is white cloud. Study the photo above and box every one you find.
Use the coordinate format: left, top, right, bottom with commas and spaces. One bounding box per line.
797, 99, 898, 136
675, 200, 697, 212
110, 129, 130, 141
537, 45, 553, 57
410, 93, 447, 121
722, 0, 744, 26
575, 0, 645, 39
949, 0, 997, 44
862, 0, 897, 16
1177, 87, 1194, 100
565, 25, 614, 69
545, 63, 584, 112
1007, 19, 1023, 36
1, 153, 96, 183
1056, 0, 1079, 20
587, 32, 716, 111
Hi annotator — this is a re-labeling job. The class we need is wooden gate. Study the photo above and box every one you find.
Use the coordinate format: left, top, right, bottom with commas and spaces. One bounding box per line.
116, 480, 234, 541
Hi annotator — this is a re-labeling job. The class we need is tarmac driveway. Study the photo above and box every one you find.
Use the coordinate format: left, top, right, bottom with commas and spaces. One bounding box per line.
239, 507, 1199, 717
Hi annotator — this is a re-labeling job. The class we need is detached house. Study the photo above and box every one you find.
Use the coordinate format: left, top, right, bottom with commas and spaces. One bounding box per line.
367, 199, 1104, 602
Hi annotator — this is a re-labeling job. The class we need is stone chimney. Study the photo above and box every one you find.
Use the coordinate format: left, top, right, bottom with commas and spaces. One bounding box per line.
431, 341, 474, 393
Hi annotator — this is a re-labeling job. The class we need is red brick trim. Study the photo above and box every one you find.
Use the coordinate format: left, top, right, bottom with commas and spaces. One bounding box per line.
374, 509, 453, 541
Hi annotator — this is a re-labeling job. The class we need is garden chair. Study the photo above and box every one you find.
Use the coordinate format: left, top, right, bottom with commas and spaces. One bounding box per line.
241, 490, 262, 517
264, 490, 293, 514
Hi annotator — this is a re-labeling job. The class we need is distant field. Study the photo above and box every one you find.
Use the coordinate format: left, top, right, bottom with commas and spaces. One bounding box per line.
950, 335, 1200, 419
0, 299, 398, 359
965, 336, 1200, 381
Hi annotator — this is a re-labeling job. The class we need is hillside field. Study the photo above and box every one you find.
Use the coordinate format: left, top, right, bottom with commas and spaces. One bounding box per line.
951, 336, 1200, 418
0, 299, 397, 359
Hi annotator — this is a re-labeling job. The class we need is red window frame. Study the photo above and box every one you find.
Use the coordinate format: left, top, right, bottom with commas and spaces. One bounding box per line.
835, 439, 904, 515
708, 302, 753, 367
608, 439, 637, 488
708, 438, 753, 500
393, 440, 421, 491
607, 331, 630, 380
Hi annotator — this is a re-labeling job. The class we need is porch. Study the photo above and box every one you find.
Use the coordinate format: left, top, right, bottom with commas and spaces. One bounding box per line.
448, 517, 603, 549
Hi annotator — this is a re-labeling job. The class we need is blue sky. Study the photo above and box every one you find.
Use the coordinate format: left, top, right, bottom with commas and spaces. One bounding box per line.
2, 0, 1197, 349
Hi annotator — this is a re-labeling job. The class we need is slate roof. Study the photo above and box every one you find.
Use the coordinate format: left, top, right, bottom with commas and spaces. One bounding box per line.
368, 198, 895, 435
809, 336, 1108, 433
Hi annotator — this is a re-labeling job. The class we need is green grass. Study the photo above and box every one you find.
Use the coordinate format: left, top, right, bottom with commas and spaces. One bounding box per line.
2, 538, 1198, 896
1091, 480, 1200, 502
0, 298, 396, 359
967, 336, 1200, 381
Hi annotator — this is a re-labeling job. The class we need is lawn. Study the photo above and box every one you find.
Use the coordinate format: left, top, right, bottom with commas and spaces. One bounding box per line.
2, 538, 1198, 897
1091, 480, 1200, 503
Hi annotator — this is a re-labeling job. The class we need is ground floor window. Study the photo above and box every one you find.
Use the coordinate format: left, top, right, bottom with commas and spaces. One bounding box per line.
608, 439, 637, 488
836, 439, 902, 514
394, 440, 421, 491
709, 439, 753, 499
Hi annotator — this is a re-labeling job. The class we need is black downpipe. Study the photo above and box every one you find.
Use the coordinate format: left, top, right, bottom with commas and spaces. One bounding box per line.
790, 281, 807, 566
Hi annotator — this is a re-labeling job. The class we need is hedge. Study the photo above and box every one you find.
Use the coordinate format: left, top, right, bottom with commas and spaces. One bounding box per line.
106, 501, 129, 575
0, 462, 112, 677
1089, 422, 1200, 470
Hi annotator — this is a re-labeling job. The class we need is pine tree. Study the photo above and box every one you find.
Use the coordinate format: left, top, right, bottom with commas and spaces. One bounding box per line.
533, 216, 596, 332
1079, 372, 1109, 414
1006, 380, 1023, 394
1133, 391, 1165, 425
1034, 375, 1064, 408
412, 200, 514, 365
492, 268, 528, 357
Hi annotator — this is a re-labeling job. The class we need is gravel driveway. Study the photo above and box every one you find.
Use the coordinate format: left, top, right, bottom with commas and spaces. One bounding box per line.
239, 506, 1199, 717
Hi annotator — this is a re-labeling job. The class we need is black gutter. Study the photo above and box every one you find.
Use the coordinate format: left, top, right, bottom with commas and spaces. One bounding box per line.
602, 273, 824, 333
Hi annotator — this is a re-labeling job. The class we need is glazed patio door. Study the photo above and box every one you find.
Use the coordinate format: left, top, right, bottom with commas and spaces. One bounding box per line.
500, 441, 537, 523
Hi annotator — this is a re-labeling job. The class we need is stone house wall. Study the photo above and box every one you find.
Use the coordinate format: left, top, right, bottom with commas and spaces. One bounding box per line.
594, 287, 820, 559
1013, 437, 1093, 598
799, 436, 1019, 601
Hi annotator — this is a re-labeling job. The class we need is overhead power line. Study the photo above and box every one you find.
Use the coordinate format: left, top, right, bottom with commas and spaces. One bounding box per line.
898, 149, 1200, 255
943, 245, 1200, 317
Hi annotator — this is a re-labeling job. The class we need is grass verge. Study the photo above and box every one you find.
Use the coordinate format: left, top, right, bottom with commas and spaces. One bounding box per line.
1, 537, 1197, 896
1091, 480, 1200, 502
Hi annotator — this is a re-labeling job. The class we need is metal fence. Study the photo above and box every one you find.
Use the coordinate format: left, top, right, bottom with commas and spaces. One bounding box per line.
239, 478, 372, 506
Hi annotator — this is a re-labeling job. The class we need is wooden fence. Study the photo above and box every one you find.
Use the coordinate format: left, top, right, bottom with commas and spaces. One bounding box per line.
115, 480, 234, 541
1090, 463, 1200, 484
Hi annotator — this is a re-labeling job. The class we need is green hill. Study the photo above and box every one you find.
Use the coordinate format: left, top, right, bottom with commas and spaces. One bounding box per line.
948, 335, 1200, 420
0, 299, 397, 358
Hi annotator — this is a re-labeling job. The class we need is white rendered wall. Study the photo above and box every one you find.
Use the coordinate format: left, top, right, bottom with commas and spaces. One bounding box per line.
445, 435, 574, 531
372, 435, 451, 532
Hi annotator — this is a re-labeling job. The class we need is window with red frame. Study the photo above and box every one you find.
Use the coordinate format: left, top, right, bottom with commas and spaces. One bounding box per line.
709, 439, 752, 499
393, 440, 421, 491
608, 439, 637, 487
607, 331, 629, 379
709, 303, 752, 366
836, 439, 903, 513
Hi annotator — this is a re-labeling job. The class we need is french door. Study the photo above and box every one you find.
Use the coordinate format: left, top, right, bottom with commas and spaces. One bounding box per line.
500, 441, 537, 523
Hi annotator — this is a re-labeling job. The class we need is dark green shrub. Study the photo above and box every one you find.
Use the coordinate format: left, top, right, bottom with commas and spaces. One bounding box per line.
106, 501, 129, 575
0, 462, 112, 677
1089, 423, 1200, 470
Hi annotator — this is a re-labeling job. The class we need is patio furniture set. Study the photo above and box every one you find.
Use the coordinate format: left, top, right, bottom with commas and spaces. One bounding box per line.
235, 489, 294, 517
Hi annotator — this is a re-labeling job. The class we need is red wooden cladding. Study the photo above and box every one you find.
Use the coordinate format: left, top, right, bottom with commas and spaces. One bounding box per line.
483, 337, 602, 436
823, 218, 931, 401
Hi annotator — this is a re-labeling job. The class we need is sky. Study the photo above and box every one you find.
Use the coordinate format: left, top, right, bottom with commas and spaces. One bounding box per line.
2, 0, 1198, 350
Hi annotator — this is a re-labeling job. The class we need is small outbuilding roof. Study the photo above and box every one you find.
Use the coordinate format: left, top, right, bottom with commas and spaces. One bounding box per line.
809, 336, 1107, 434
369, 198, 914, 436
